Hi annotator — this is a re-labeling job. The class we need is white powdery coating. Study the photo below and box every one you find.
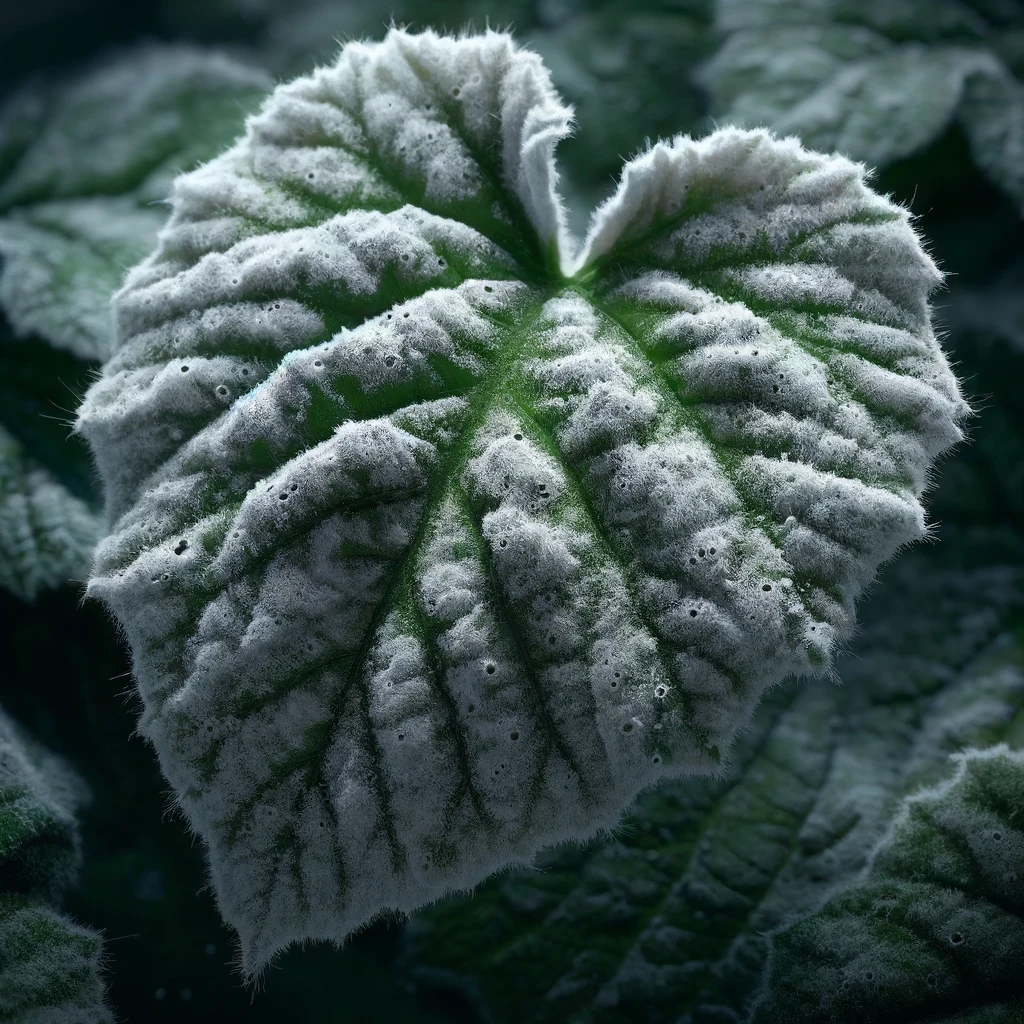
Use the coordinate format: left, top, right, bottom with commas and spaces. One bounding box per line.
0, 45, 271, 362
0, 199, 164, 362
141, 27, 572, 275
76, 29, 966, 983
0, 44, 272, 209
0, 902, 111, 1024
0, 427, 100, 602
0, 707, 110, 1023
756, 744, 1024, 1022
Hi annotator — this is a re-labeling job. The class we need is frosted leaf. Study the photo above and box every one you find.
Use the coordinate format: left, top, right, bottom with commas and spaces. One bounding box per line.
0, 425, 100, 603
0, 44, 270, 602
0, 44, 271, 360
76, 27, 967, 979
406, 541, 1024, 1023
755, 745, 1024, 1023
0, 706, 112, 1023
702, 0, 1024, 212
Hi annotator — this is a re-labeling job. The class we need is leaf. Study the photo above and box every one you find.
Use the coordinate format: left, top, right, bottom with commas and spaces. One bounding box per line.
0, 199, 167, 364
76, 27, 967, 979
0, 706, 111, 1023
701, 0, 1024, 213
0, 43, 271, 360
0, 424, 100, 603
754, 745, 1024, 1023
404, 538, 1024, 1023
0, 44, 271, 603
525, 0, 713, 223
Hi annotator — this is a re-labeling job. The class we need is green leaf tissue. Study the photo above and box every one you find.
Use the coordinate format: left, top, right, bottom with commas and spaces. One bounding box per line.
75, 27, 968, 980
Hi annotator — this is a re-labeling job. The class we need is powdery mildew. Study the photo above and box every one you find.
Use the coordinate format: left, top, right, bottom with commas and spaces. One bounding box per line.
757, 745, 1024, 1023
0, 425, 100, 602
76, 28, 968, 978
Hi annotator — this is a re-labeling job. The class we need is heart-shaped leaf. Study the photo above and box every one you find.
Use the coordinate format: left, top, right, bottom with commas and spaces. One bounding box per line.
76, 27, 967, 978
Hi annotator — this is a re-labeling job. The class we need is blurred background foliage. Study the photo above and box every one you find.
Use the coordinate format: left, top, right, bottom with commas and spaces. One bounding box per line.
0, 0, 1022, 1021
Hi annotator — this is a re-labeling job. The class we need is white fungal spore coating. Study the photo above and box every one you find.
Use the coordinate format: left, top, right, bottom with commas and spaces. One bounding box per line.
75, 27, 968, 979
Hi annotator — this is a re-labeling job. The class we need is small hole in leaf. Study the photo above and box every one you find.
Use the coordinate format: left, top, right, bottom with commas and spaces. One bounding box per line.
181, 365, 189, 373
241, 368, 250, 376
864, 971, 874, 981
514, 432, 523, 441
689, 609, 698, 617
763, 583, 773, 592
709, 547, 716, 555
403, 312, 410, 318
499, 539, 507, 548
385, 355, 396, 367
993, 831, 1003, 840
397, 733, 405, 741
485, 663, 495, 675
655, 686, 666, 698
314, 360, 323, 367
174, 540, 189, 555
651, 754, 661, 765
509, 731, 518, 741
290, 483, 297, 491
484, 285, 493, 293
216, 385, 229, 396
308, 172, 315, 179
622, 722, 633, 733
206, 724, 213, 732
950, 932, 964, 945
925, 974, 937, 987
689, 557, 697, 565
